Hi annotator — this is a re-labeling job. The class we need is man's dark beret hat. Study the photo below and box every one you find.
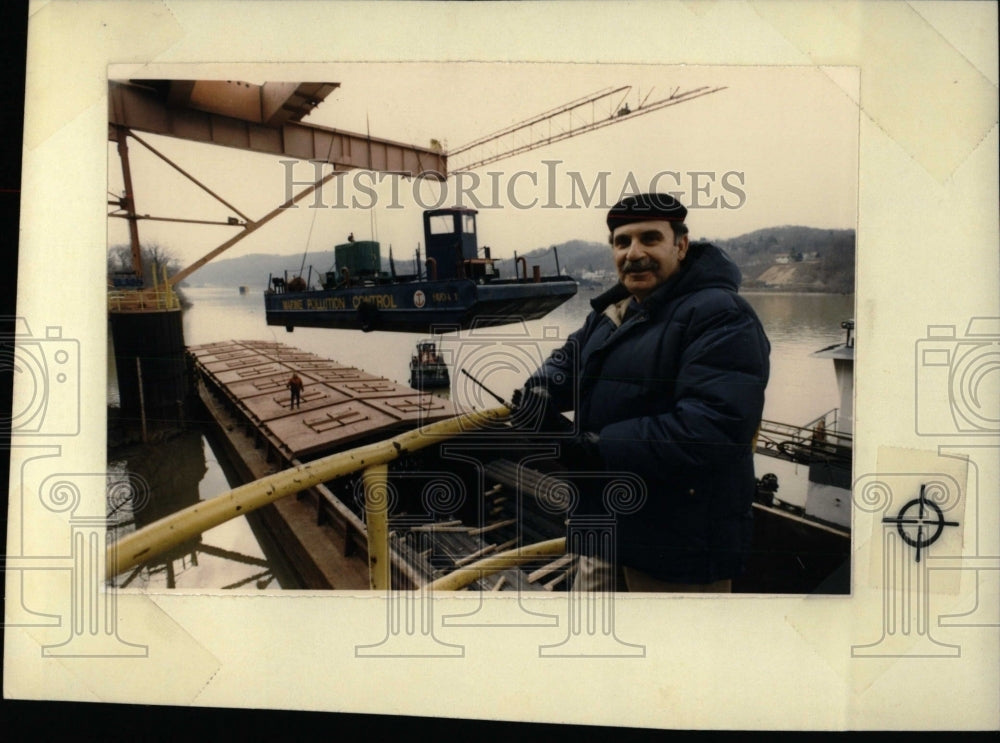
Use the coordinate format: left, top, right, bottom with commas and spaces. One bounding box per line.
607, 193, 688, 231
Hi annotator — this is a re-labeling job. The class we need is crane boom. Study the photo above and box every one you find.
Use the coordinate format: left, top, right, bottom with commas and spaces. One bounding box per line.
449, 84, 726, 171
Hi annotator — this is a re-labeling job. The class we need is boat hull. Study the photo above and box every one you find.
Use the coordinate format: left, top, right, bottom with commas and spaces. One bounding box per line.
264, 277, 578, 333
736, 501, 850, 594
409, 366, 450, 390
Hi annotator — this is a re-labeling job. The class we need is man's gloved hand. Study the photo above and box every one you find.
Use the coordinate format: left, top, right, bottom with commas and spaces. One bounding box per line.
557, 431, 602, 471
509, 384, 571, 433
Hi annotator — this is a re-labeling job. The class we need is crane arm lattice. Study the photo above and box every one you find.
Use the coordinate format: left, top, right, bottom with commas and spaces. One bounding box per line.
448, 84, 726, 171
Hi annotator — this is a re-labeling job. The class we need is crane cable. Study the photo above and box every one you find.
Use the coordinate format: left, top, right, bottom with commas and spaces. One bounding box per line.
298, 130, 339, 283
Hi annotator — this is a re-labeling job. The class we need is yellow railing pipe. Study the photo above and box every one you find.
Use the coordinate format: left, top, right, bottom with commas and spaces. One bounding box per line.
425, 537, 567, 591
363, 463, 391, 590
106, 406, 509, 580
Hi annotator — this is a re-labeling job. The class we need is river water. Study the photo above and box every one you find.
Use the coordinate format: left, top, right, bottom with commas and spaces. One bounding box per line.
107, 285, 854, 590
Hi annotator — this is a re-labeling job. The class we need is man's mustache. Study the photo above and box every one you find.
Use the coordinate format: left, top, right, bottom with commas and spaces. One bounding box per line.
622, 259, 658, 274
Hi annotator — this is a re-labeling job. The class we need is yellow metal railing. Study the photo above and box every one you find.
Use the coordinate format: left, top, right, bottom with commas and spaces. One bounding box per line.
106, 406, 513, 583
425, 537, 567, 591
363, 463, 392, 590
107, 288, 181, 312
108, 263, 181, 312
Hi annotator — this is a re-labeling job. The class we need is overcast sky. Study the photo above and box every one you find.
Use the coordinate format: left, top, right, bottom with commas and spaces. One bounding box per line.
107, 62, 859, 271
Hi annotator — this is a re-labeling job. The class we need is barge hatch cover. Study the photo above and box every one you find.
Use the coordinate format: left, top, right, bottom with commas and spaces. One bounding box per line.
188, 340, 458, 461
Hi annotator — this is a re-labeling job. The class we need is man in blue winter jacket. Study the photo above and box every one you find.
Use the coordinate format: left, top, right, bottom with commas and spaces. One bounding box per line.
511, 193, 770, 592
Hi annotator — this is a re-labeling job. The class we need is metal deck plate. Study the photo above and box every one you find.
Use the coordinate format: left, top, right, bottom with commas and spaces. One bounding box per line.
362, 393, 457, 424
225, 370, 317, 401
328, 378, 413, 399
284, 359, 354, 371
238, 340, 286, 352
242, 382, 353, 421
264, 400, 403, 457
202, 352, 273, 373
190, 339, 457, 460
283, 360, 378, 384
259, 348, 322, 363
213, 360, 290, 384
187, 341, 244, 358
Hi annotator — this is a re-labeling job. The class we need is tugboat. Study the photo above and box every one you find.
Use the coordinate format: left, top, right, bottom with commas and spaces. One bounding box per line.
742, 319, 854, 594
409, 338, 450, 390
264, 207, 578, 333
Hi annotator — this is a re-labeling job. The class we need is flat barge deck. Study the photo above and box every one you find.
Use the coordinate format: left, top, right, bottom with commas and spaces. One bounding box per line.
187, 339, 573, 592
187, 339, 459, 589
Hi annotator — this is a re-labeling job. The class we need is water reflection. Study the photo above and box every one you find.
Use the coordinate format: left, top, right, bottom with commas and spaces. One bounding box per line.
107, 428, 291, 590
743, 291, 855, 347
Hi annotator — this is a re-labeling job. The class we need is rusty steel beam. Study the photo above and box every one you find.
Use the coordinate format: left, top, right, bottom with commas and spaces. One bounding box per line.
108, 80, 447, 177
166, 168, 343, 287
127, 130, 252, 222
114, 126, 144, 278
108, 214, 247, 228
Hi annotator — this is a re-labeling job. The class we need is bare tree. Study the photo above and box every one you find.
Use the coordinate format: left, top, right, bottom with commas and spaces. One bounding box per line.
107, 242, 183, 283
108, 242, 191, 307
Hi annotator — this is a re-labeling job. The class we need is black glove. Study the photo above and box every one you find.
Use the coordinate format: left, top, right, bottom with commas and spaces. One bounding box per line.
509, 384, 572, 433
557, 431, 603, 471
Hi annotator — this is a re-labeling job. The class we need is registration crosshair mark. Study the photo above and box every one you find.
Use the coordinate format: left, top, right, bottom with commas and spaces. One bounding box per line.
882, 483, 960, 563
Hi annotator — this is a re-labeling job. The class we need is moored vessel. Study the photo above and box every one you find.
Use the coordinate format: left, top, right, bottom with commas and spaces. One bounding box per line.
745, 319, 854, 593
409, 338, 450, 390
264, 207, 578, 333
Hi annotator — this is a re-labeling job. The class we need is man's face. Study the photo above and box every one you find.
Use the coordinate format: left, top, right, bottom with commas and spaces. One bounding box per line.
611, 219, 689, 301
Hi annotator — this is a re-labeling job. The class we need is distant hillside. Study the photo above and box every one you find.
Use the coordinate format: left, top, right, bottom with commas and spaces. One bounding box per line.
516, 239, 613, 287
183, 250, 334, 289
521, 226, 856, 293
183, 226, 855, 293
715, 226, 855, 293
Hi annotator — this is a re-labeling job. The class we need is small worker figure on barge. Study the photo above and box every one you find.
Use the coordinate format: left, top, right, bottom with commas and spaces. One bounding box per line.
287, 373, 303, 409
511, 193, 771, 592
